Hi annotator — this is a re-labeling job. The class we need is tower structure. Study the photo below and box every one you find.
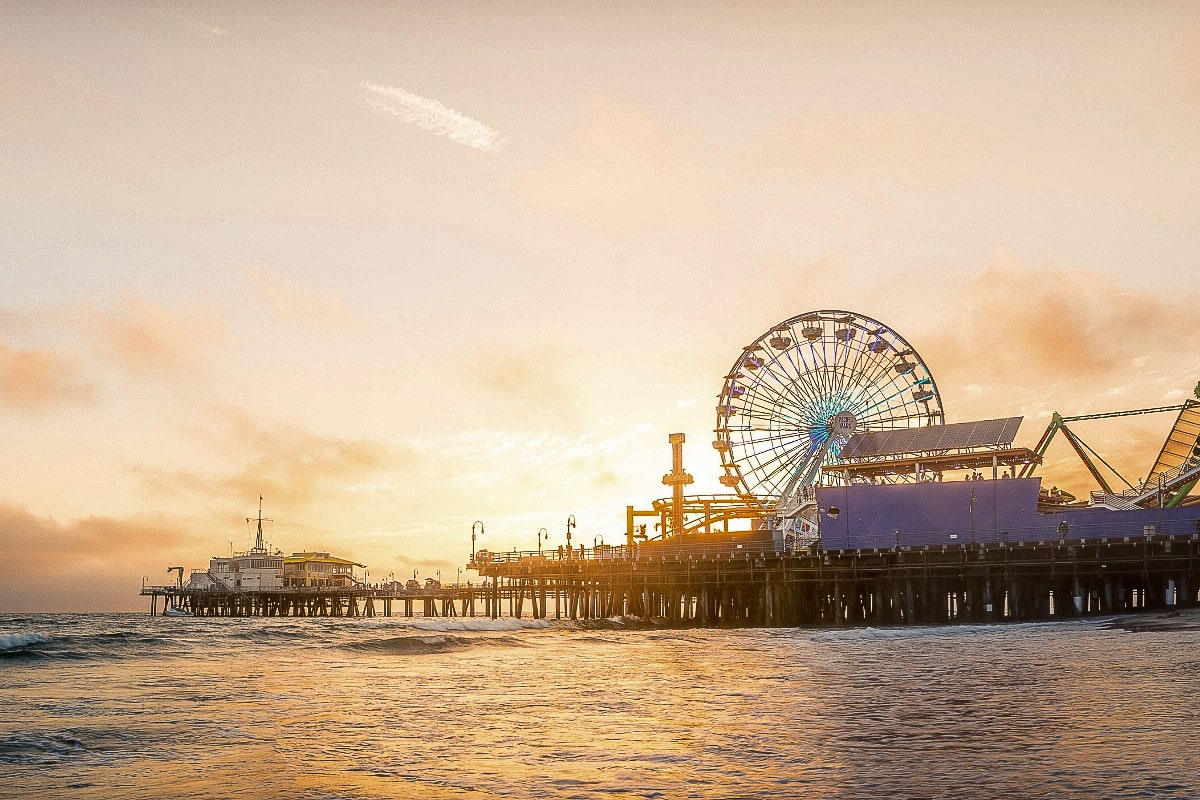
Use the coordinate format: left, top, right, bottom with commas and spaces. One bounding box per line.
661, 433, 694, 537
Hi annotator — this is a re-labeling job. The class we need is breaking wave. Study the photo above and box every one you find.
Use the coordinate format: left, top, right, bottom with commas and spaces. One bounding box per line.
0, 632, 49, 657
0, 629, 176, 661
341, 633, 527, 656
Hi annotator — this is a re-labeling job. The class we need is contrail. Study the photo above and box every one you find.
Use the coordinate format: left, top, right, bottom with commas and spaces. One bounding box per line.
358, 81, 502, 152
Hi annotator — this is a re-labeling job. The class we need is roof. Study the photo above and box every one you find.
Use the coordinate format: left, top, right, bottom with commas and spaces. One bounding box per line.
840, 417, 1023, 460
283, 551, 365, 568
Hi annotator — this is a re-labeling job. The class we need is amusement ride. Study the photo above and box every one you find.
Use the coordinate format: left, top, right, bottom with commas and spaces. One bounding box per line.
630, 309, 1200, 550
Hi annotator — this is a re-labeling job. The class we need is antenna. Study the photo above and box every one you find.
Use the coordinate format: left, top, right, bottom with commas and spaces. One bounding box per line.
247, 496, 273, 554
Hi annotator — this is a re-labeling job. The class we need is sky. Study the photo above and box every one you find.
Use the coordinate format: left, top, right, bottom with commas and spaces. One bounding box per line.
2, 2, 1199, 611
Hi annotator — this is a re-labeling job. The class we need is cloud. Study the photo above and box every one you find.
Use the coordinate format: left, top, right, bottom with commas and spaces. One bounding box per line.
919, 262, 1199, 404
242, 267, 356, 332
357, 81, 502, 152
150, 5, 230, 37
0, 503, 200, 611
134, 407, 416, 512
910, 261, 1200, 493
86, 296, 224, 378
167, 14, 230, 37
0, 343, 95, 411
465, 344, 584, 426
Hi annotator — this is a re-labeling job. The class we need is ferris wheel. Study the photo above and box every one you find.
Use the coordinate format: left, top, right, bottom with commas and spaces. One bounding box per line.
714, 310, 944, 510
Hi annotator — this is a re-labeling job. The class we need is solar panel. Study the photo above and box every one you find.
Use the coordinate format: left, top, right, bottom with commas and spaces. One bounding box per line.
840, 417, 1024, 459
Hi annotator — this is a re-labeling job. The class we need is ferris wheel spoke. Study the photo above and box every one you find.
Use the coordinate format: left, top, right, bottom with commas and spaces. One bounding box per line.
743, 443, 814, 497
755, 350, 823, 413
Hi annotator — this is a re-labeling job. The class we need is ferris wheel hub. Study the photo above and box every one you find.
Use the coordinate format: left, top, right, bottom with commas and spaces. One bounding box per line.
830, 411, 859, 437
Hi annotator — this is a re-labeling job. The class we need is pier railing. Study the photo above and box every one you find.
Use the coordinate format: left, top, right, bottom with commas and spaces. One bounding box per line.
471, 517, 1200, 563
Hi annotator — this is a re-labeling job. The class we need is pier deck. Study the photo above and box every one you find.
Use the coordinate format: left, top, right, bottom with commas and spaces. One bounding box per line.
146, 533, 1200, 626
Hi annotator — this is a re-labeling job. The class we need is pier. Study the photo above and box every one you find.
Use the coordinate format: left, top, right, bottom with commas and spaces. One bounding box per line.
469, 535, 1200, 625
141, 585, 485, 618
145, 532, 1200, 625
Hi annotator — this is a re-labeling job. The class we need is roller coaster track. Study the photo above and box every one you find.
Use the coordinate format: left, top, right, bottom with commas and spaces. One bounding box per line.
1089, 454, 1200, 510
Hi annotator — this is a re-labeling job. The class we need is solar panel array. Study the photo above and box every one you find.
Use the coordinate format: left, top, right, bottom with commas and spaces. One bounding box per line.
840, 417, 1024, 459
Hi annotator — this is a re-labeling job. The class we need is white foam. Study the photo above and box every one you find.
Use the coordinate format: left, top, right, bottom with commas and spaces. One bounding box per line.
409, 618, 552, 633
0, 632, 48, 651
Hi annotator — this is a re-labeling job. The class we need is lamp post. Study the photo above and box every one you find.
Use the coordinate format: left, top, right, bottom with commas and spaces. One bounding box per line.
457, 567, 462, 587
471, 520, 484, 561
537, 527, 548, 555
566, 514, 576, 551
969, 488, 977, 544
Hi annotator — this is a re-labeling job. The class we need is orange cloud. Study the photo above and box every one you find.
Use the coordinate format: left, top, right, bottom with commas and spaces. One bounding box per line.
0, 343, 95, 411
465, 343, 585, 427
134, 407, 416, 512
87, 296, 225, 377
0, 503, 200, 612
920, 263, 1198, 400
242, 267, 357, 333
914, 262, 1200, 494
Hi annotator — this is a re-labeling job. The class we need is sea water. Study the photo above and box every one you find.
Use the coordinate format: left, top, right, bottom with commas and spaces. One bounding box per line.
2, 612, 1199, 799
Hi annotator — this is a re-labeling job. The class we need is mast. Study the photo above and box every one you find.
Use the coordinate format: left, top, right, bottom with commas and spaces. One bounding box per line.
248, 496, 271, 554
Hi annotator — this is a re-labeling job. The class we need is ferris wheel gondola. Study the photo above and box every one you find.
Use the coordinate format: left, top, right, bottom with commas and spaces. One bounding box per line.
713, 310, 944, 512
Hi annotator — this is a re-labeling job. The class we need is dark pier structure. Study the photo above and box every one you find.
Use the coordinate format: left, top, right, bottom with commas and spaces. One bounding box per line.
472, 532, 1200, 626
141, 585, 485, 618
144, 526, 1200, 625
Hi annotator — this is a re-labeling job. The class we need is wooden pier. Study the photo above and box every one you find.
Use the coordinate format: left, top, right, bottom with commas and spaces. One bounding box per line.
141, 585, 487, 618
144, 534, 1200, 625
468, 534, 1200, 626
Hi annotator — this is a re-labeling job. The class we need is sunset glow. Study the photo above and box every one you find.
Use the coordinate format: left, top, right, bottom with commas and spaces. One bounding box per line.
3, 3, 1199, 611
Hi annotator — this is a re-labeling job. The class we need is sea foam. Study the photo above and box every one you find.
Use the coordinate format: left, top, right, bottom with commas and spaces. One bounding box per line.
0, 632, 48, 652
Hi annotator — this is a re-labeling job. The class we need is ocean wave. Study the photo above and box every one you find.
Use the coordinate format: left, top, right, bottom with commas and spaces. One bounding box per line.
0, 629, 178, 661
0, 727, 155, 767
806, 622, 1045, 643
0, 731, 88, 764
342, 633, 528, 656
0, 632, 50, 658
409, 618, 552, 633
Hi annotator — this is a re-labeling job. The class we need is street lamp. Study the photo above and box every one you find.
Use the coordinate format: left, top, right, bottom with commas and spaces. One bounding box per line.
537, 527, 548, 554
594, 534, 604, 547
472, 520, 484, 560
969, 488, 977, 544
566, 514, 576, 550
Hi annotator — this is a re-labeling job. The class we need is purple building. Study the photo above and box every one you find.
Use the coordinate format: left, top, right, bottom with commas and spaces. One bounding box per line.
815, 478, 1200, 550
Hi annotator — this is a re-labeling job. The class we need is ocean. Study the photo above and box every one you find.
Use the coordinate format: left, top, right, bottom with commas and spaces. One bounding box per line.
2, 612, 1199, 800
